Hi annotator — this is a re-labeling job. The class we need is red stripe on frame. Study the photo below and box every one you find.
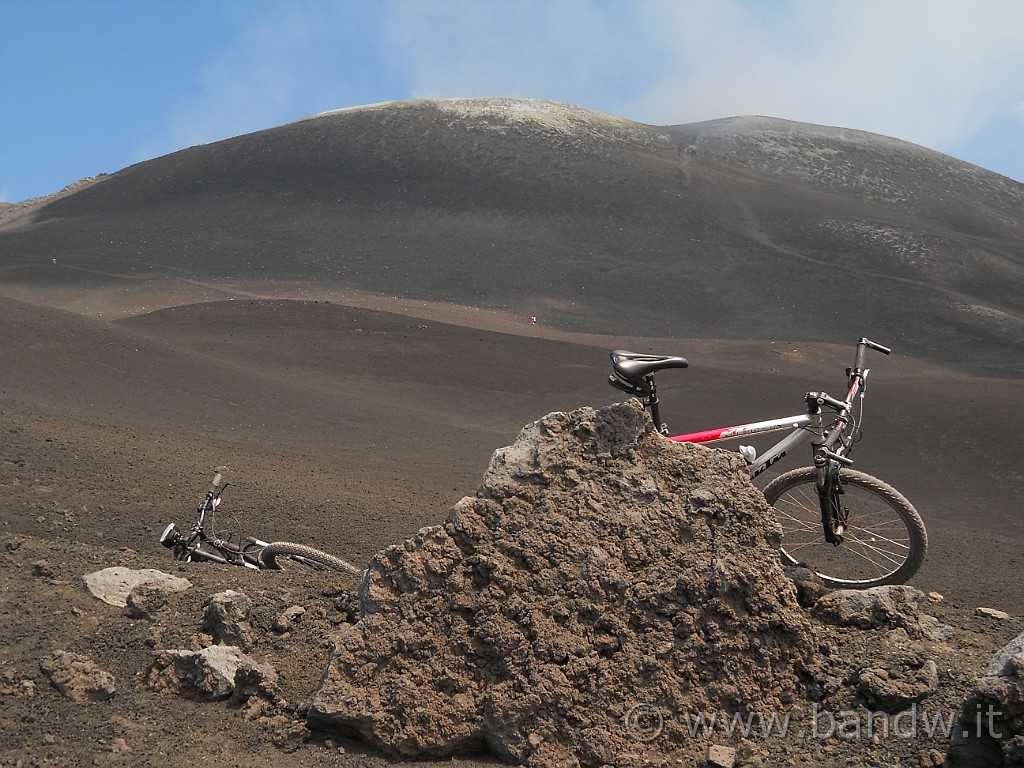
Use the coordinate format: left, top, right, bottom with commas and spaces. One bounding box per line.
667, 427, 733, 443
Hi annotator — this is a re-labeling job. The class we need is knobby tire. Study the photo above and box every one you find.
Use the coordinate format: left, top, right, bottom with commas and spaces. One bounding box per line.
763, 467, 927, 589
259, 542, 360, 574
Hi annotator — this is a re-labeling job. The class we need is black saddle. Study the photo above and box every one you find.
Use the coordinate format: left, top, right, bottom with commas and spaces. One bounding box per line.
608, 350, 688, 397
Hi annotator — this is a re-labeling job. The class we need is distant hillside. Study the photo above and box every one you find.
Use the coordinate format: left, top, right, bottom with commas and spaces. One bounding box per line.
1, 98, 1022, 374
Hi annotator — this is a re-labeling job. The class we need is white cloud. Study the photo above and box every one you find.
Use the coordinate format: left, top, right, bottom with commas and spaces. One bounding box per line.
132, 0, 1024, 181
612, 1, 1024, 150
382, 0, 1024, 166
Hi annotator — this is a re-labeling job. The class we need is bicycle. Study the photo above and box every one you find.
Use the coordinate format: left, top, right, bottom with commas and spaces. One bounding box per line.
159, 472, 360, 574
608, 338, 927, 589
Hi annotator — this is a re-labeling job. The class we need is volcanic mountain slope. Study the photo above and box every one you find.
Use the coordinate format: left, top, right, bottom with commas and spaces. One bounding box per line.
1, 98, 1022, 375
2, 98, 1024, 766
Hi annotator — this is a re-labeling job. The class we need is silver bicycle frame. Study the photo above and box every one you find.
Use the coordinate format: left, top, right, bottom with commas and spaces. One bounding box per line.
667, 411, 825, 479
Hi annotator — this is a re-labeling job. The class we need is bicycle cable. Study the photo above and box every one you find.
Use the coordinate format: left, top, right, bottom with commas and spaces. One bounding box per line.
207, 501, 239, 547
853, 390, 866, 440
844, 391, 865, 451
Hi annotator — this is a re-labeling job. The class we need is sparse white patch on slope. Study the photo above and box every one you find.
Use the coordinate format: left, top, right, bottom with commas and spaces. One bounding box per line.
309, 97, 662, 145
682, 115, 1024, 209
433, 97, 634, 129
311, 101, 398, 118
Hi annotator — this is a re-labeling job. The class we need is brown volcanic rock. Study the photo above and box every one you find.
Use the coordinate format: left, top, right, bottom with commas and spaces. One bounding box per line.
308, 401, 814, 766
947, 631, 1024, 768
39, 651, 116, 703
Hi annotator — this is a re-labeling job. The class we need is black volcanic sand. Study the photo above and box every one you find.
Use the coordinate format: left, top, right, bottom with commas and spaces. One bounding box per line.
2, 294, 1021, 609
1, 294, 1023, 767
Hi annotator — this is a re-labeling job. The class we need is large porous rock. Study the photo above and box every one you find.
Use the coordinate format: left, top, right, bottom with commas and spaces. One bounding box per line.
946, 630, 1024, 768
308, 402, 815, 767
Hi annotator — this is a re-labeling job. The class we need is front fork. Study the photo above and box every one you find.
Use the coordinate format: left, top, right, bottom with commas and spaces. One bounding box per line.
808, 392, 849, 546
815, 461, 847, 545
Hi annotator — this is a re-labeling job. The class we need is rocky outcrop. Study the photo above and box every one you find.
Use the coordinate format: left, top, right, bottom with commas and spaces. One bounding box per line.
813, 584, 954, 641
143, 645, 260, 701
84, 567, 191, 608
308, 402, 815, 767
947, 629, 1024, 767
39, 651, 116, 702
857, 655, 939, 712
202, 590, 257, 650
19, 393, 1015, 767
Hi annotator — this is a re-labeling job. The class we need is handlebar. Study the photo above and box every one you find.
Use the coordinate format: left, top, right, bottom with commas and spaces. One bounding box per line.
853, 337, 890, 374
811, 338, 891, 468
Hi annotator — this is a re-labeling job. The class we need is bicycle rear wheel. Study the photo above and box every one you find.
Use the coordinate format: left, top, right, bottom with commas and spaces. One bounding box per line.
259, 542, 360, 574
763, 467, 927, 589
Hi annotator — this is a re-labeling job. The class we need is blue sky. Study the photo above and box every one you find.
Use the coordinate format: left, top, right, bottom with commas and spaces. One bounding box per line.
2, 0, 1023, 203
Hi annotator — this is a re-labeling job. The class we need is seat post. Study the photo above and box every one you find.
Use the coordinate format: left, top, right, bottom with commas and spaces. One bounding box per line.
646, 376, 668, 435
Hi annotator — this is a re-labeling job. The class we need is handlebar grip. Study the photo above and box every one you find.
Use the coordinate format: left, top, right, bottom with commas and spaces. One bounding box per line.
859, 338, 891, 355
854, 337, 891, 372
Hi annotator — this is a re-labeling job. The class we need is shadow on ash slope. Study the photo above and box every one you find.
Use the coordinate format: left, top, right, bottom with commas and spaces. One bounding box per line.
310, 401, 815, 765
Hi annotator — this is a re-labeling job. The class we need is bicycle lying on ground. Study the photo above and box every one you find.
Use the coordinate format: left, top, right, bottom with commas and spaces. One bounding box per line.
608, 338, 927, 589
160, 472, 359, 574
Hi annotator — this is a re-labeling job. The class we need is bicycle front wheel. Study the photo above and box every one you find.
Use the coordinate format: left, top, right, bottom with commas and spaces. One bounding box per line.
763, 467, 927, 589
259, 542, 361, 575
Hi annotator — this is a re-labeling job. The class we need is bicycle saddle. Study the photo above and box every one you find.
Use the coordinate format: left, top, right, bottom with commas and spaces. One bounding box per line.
609, 350, 688, 395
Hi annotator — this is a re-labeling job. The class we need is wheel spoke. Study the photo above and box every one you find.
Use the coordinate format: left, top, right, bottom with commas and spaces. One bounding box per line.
835, 536, 907, 569
766, 468, 926, 588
